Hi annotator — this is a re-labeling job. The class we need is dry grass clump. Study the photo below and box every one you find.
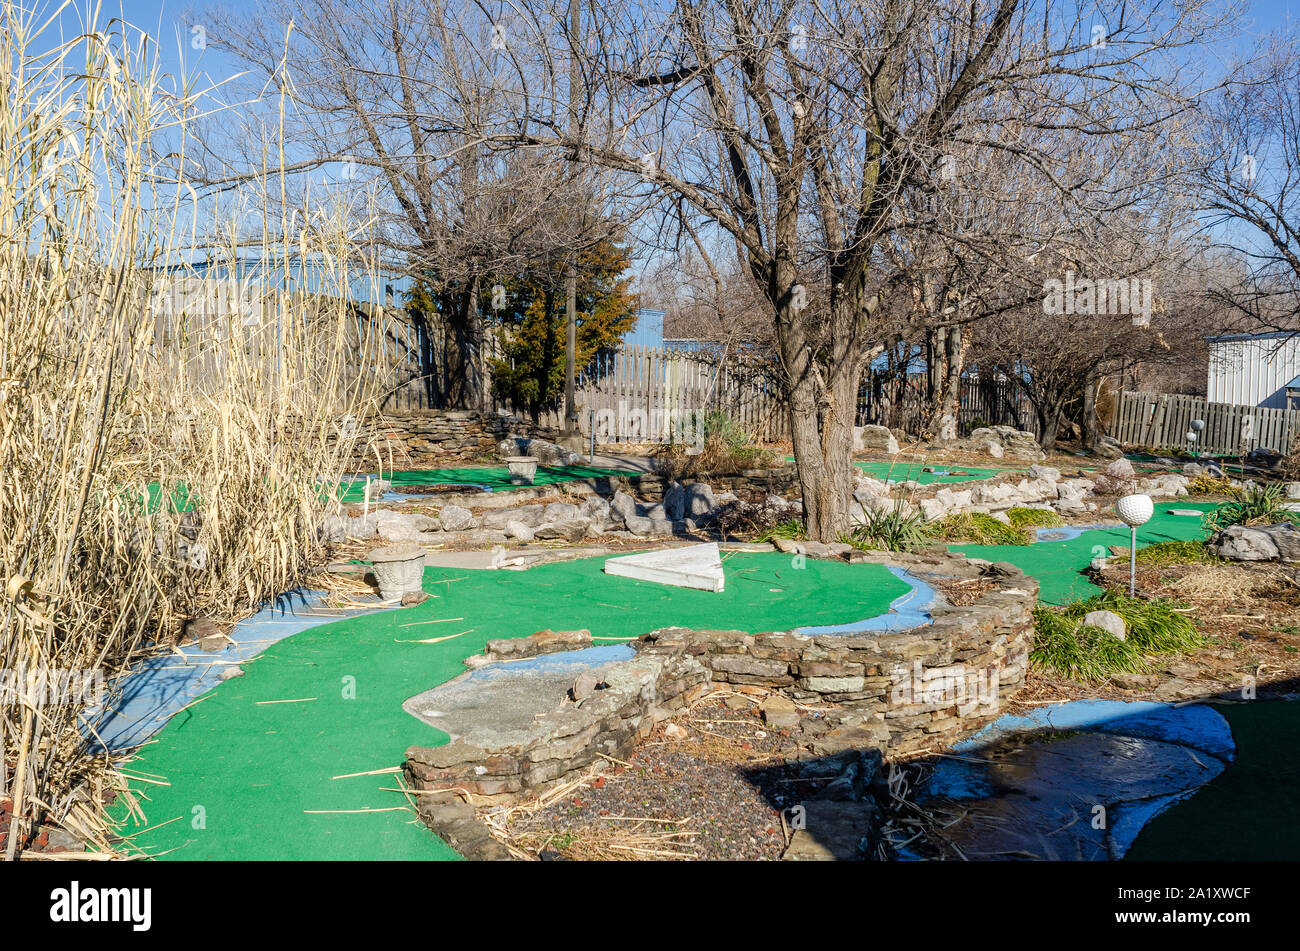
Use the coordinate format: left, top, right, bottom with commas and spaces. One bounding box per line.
0, 6, 386, 858
1166, 564, 1279, 603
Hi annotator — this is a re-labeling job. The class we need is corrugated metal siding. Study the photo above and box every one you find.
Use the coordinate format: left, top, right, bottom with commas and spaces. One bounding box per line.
1207, 335, 1300, 408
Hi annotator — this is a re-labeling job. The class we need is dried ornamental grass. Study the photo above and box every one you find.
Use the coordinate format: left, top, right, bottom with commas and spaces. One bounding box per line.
0, 5, 389, 858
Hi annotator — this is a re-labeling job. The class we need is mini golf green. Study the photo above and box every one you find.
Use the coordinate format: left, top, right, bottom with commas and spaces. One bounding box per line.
337, 465, 630, 502
788, 458, 1014, 484
108, 552, 909, 860
948, 502, 1218, 605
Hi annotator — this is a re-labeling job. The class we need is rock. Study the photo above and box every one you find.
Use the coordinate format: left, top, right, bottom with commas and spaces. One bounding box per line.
978, 439, 1004, 458
1090, 435, 1124, 459
1259, 523, 1300, 563
180, 617, 221, 645
542, 501, 581, 522
1285, 483, 1300, 500
570, 670, 606, 702
624, 514, 654, 536
684, 482, 718, 518
534, 519, 590, 541
497, 435, 581, 466
375, 510, 439, 542
217, 665, 244, 681
1209, 525, 1280, 561
1082, 609, 1127, 641
318, 514, 347, 543
1110, 672, 1157, 690
402, 591, 430, 606
1154, 677, 1203, 701
1026, 465, 1061, 483
760, 695, 800, 728
197, 633, 229, 653
364, 479, 392, 502
855, 424, 900, 454
609, 491, 637, 527
438, 504, 474, 532
580, 496, 611, 523
663, 723, 688, 740
782, 800, 877, 861
663, 482, 687, 520
966, 425, 1045, 460
504, 519, 536, 542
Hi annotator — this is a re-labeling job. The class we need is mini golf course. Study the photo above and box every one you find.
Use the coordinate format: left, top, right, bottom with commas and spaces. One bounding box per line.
104, 494, 1294, 861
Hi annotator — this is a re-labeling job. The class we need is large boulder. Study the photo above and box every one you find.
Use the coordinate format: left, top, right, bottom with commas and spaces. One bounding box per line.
1208, 525, 1279, 561
684, 482, 718, 518
854, 424, 900, 454
1260, 523, 1300, 563
1092, 458, 1137, 495
609, 491, 637, 528
437, 504, 475, 533
1090, 435, 1125, 459
966, 425, 1046, 460
496, 435, 581, 467
663, 482, 687, 521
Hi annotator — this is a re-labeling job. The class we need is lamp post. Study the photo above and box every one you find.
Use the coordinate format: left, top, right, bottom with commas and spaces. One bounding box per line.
1190, 418, 1205, 457
1115, 493, 1154, 597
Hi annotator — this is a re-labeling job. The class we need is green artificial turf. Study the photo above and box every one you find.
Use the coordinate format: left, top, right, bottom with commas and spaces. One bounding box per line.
107, 553, 908, 860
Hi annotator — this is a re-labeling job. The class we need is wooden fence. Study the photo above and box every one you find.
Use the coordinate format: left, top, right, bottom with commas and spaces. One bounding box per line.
529, 345, 788, 442
856, 371, 1040, 438
1112, 390, 1300, 455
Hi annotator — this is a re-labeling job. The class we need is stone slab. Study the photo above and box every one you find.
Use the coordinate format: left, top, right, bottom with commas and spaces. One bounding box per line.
603, 542, 726, 592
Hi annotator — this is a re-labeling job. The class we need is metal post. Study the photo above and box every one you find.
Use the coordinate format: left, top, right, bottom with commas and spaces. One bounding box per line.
1129, 525, 1137, 597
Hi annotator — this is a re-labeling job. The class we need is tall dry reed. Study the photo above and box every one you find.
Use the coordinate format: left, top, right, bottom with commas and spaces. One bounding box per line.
0, 2, 387, 858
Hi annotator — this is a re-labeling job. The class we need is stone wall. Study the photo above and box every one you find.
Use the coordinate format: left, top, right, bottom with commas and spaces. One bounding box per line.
616, 466, 800, 501
404, 635, 711, 857
402, 552, 1037, 856
347, 410, 559, 468
635, 554, 1036, 755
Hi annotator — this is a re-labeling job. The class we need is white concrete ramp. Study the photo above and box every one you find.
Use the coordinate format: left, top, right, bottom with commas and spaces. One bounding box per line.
604, 542, 725, 592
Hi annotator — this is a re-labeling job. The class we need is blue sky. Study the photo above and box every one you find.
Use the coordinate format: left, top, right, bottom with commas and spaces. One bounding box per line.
81, 0, 1300, 88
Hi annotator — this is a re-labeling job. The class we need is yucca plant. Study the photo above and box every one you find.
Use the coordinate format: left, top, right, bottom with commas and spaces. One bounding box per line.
1203, 482, 1299, 533
844, 499, 933, 552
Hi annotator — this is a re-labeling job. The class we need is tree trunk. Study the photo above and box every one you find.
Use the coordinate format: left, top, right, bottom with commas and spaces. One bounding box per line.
778, 296, 862, 543
926, 325, 965, 443
1080, 366, 1100, 449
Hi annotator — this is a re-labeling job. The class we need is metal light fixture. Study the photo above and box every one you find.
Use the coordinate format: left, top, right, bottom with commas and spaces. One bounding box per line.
1115, 493, 1154, 596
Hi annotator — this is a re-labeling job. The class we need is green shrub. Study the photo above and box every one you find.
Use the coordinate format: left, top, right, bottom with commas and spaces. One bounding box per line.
1006, 507, 1063, 530
929, 511, 1031, 545
1031, 591, 1202, 681
757, 518, 805, 542
1203, 482, 1300, 533
1134, 540, 1219, 566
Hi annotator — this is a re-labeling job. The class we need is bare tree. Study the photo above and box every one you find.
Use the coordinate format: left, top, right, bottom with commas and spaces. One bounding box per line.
458, 0, 1229, 538
1196, 31, 1300, 339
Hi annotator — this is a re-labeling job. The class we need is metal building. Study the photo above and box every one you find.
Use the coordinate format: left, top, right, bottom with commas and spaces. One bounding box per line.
1206, 331, 1300, 410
